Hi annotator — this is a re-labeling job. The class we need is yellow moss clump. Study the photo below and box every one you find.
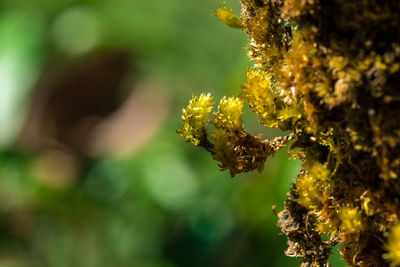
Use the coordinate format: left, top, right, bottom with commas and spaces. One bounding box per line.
385, 223, 400, 266
279, 30, 319, 95
244, 4, 270, 44
296, 174, 321, 211
213, 5, 244, 29
240, 69, 301, 129
213, 96, 244, 130
178, 93, 291, 177
239, 70, 278, 127
296, 162, 331, 211
316, 220, 337, 236
177, 93, 214, 145
308, 162, 330, 182
339, 207, 362, 235
362, 196, 374, 217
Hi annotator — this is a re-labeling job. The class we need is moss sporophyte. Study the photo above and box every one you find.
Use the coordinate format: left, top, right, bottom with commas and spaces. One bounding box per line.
178, 1, 400, 266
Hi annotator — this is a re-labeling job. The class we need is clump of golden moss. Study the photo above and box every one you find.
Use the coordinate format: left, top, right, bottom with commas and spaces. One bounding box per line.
385, 223, 400, 266
339, 207, 362, 235
178, 93, 292, 176
212, 96, 244, 130
178, 1, 400, 266
213, 5, 245, 29
177, 93, 214, 146
295, 162, 331, 212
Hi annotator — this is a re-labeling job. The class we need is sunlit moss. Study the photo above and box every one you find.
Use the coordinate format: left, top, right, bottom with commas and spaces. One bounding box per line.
296, 173, 321, 211
179, 0, 400, 265
177, 93, 214, 146
308, 162, 330, 182
178, 93, 291, 177
239, 69, 278, 127
213, 5, 244, 29
212, 96, 244, 130
316, 220, 337, 236
295, 162, 331, 212
385, 223, 400, 266
239, 69, 301, 129
244, 4, 270, 44
339, 207, 362, 235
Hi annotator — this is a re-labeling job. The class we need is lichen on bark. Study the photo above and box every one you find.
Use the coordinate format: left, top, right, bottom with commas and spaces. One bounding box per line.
178, 1, 400, 266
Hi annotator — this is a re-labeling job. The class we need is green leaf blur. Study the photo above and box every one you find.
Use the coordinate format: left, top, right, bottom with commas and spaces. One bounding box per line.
0, 1, 344, 267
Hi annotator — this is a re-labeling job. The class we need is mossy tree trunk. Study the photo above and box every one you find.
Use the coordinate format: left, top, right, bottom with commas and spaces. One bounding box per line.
179, 1, 400, 266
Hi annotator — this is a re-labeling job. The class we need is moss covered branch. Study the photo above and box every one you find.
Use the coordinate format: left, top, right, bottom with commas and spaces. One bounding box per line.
178, 1, 400, 266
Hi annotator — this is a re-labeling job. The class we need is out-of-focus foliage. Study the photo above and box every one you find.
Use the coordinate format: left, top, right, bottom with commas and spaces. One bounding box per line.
0, 0, 309, 267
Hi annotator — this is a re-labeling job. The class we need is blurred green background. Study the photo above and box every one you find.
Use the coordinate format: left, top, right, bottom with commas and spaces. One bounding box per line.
0, 0, 346, 266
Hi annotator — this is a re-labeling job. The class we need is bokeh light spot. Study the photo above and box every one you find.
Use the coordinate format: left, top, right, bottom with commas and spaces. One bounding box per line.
85, 163, 129, 203
143, 154, 199, 211
51, 6, 101, 55
188, 197, 235, 242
